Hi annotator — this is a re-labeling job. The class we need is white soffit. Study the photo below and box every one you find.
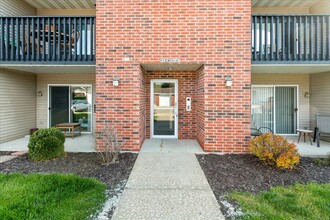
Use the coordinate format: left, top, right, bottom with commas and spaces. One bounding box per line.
252, 0, 321, 7
0, 65, 96, 74
252, 64, 330, 74
24, 0, 95, 9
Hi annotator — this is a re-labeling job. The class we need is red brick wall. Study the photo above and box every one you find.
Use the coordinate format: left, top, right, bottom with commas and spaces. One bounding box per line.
96, 0, 251, 152
139, 66, 147, 147
196, 68, 205, 148
145, 71, 196, 139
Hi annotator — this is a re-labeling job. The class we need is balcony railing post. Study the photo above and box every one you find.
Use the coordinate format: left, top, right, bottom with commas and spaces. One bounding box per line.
328, 16, 330, 61
304, 16, 307, 61
74, 17, 77, 61
84, 17, 87, 62
42, 17, 45, 61
270, 16, 274, 61
297, 16, 302, 60
259, 16, 262, 61
91, 17, 95, 62
293, 16, 297, 61
276, 16, 279, 61
79, 17, 82, 61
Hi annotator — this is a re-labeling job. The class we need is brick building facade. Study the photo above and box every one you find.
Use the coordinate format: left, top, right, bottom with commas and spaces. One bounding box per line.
96, 0, 252, 152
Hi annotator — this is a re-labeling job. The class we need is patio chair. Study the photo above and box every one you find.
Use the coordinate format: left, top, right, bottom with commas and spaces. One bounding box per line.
251, 126, 273, 138
61, 29, 80, 53
313, 114, 330, 147
251, 116, 273, 138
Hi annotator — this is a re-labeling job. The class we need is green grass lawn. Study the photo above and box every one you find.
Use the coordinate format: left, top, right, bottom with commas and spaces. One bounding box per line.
229, 183, 330, 220
0, 173, 106, 219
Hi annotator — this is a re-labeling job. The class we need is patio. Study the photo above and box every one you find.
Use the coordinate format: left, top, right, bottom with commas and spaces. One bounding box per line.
0, 134, 95, 152
285, 136, 330, 158
0, 135, 329, 157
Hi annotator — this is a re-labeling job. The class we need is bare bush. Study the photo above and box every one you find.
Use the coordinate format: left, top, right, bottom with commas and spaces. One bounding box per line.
91, 126, 121, 165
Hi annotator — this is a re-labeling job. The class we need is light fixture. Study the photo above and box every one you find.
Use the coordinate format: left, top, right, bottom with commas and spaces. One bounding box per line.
304, 92, 311, 98
225, 75, 232, 87
37, 91, 43, 96
113, 77, 119, 87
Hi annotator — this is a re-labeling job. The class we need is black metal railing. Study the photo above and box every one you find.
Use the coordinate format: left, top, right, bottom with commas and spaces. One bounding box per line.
252, 15, 330, 63
0, 16, 95, 64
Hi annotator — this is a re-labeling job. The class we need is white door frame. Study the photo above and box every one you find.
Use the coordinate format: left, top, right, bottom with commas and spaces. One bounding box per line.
150, 79, 178, 139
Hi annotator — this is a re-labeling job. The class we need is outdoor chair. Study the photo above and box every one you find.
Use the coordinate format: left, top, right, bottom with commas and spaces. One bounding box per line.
250, 116, 273, 138
61, 29, 81, 53
251, 126, 273, 138
313, 114, 330, 147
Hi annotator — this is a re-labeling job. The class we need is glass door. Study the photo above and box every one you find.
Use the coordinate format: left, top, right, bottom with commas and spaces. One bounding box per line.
49, 86, 70, 127
151, 80, 178, 138
71, 86, 92, 132
275, 86, 297, 134
251, 86, 298, 135
49, 85, 92, 132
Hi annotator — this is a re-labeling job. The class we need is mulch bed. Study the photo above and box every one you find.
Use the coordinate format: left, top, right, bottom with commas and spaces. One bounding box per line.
0, 152, 137, 218
0, 151, 13, 156
197, 154, 330, 219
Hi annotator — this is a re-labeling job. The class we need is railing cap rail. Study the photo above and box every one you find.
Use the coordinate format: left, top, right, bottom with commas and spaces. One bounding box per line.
0, 16, 95, 18
252, 14, 330, 16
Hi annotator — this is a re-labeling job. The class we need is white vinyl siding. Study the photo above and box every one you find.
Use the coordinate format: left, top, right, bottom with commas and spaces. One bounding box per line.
37, 9, 96, 16
0, 0, 37, 16
310, 72, 330, 130
252, 73, 310, 130
36, 74, 96, 129
0, 69, 36, 144
310, 2, 330, 14
252, 7, 310, 15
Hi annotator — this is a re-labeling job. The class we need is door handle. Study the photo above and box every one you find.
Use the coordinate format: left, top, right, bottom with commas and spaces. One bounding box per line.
294, 108, 298, 112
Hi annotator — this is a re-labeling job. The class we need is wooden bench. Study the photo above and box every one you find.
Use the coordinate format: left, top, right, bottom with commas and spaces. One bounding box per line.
55, 123, 81, 139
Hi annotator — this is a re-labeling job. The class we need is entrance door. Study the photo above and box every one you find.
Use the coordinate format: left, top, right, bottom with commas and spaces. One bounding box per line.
49, 86, 70, 127
151, 80, 178, 138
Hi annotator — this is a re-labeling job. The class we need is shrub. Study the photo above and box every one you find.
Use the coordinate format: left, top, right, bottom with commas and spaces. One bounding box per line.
91, 125, 121, 165
249, 133, 300, 169
28, 127, 65, 161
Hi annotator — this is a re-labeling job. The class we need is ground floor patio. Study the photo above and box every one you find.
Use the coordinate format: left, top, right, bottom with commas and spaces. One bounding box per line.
1, 135, 329, 157
0, 134, 95, 152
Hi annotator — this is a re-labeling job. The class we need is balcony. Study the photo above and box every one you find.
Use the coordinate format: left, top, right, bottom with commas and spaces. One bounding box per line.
0, 16, 95, 64
252, 15, 330, 64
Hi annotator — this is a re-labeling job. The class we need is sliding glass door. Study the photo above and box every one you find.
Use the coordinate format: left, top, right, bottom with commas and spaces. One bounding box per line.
49, 86, 70, 127
251, 86, 298, 134
49, 85, 92, 132
275, 87, 297, 134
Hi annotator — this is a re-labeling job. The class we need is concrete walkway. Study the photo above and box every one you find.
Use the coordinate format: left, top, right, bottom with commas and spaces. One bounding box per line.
112, 144, 224, 219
